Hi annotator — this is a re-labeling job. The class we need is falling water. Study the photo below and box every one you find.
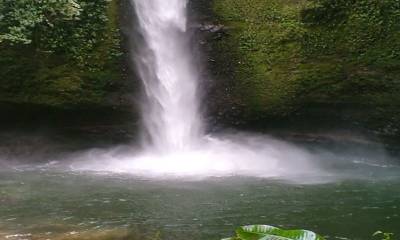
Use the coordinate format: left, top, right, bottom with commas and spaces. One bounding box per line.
133, 0, 203, 152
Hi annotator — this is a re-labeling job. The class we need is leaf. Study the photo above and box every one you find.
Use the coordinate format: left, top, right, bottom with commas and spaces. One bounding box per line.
224, 225, 325, 240
236, 225, 282, 240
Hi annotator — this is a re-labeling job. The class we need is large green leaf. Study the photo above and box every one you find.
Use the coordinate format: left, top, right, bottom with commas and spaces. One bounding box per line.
223, 225, 325, 240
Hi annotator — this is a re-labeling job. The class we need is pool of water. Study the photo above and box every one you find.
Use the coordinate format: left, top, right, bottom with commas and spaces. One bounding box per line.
1, 161, 399, 240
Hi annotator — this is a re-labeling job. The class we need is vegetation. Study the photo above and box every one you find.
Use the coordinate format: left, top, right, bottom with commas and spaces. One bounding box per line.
222, 225, 397, 240
1, 0, 400, 135
222, 225, 324, 240
0, 0, 82, 44
210, 0, 400, 134
0, 0, 123, 107
374, 231, 395, 240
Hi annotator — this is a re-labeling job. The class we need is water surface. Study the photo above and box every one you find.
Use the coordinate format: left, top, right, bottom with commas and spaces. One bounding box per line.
1, 161, 399, 240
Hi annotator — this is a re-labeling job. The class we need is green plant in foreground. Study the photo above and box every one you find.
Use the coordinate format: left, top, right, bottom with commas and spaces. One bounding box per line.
222, 225, 325, 240
373, 231, 395, 240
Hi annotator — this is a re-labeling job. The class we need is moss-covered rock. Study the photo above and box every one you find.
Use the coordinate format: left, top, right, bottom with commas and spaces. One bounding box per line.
204, 0, 400, 136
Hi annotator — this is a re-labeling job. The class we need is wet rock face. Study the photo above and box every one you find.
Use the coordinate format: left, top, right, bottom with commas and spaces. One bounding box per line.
186, 0, 400, 139
188, 0, 214, 21
197, 23, 227, 43
188, 0, 245, 127
199, 23, 225, 33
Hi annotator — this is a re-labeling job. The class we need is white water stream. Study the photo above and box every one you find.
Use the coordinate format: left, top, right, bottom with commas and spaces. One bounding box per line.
133, 0, 203, 152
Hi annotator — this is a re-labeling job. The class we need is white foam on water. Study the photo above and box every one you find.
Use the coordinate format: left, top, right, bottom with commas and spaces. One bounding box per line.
70, 133, 321, 179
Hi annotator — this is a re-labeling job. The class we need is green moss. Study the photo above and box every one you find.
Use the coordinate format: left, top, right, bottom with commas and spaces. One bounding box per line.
211, 0, 400, 132
212, 0, 308, 116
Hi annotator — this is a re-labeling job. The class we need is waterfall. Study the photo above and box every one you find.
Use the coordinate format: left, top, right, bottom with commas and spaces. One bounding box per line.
70, 0, 320, 178
133, 0, 203, 152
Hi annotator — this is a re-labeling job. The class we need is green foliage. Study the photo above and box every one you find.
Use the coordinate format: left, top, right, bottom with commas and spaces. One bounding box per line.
223, 225, 325, 240
1, 0, 121, 65
0, 0, 122, 107
0, 0, 81, 44
373, 231, 395, 240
